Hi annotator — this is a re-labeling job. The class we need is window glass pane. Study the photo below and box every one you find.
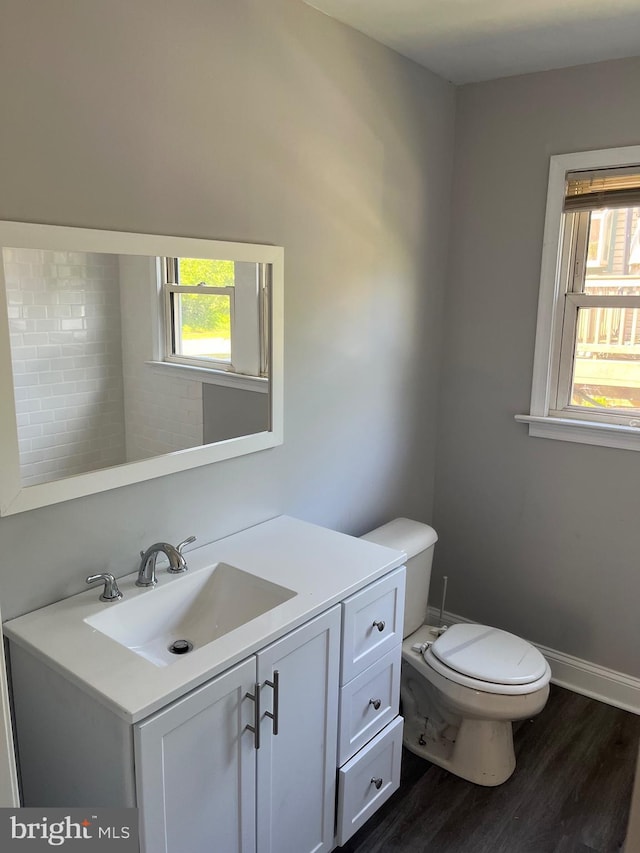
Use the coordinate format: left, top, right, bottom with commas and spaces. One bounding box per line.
174, 293, 231, 362
570, 306, 640, 411
584, 207, 640, 294
177, 258, 235, 287
586, 211, 608, 266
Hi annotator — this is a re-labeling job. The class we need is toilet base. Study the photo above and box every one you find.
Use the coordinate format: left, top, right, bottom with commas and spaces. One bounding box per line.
403, 712, 516, 787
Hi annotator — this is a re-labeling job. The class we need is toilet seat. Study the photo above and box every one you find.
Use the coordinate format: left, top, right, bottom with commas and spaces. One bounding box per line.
430, 623, 548, 685
402, 624, 551, 696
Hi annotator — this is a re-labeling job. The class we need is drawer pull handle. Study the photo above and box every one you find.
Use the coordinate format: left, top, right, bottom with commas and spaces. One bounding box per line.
372, 620, 386, 632
244, 684, 261, 750
371, 777, 383, 790
264, 670, 280, 736
369, 698, 382, 710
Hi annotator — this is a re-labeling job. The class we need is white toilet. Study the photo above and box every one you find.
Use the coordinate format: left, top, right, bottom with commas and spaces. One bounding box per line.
362, 518, 551, 786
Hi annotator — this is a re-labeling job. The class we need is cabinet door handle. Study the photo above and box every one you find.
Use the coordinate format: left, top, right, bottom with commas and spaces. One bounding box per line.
369, 698, 382, 711
264, 670, 280, 736
372, 620, 386, 632
371, 777, 383, 790
244, 683, 261, 750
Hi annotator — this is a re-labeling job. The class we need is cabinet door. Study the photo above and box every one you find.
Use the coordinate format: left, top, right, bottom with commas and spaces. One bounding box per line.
256, 606, 340, 853
135, 657, 257, 853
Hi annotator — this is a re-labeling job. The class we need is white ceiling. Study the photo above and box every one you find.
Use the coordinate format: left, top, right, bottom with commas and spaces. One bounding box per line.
304, 0, 640, 84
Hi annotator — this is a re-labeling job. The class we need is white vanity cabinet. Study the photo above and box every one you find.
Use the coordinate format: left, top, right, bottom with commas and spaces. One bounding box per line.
5, 517, 408, 853
135, 606, 340, 853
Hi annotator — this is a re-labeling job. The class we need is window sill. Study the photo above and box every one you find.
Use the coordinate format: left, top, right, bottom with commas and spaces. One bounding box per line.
515, 414, 640, 452
146, 361, 268, 393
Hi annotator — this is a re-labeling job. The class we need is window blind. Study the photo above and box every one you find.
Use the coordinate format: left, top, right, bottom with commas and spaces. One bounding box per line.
564, 166, 640, 212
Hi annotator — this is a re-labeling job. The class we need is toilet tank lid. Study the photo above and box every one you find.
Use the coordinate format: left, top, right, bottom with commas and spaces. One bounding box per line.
361, 518, 438, 560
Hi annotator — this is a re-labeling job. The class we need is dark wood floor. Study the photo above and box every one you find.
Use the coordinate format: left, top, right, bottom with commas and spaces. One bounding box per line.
338, 686, 640, 853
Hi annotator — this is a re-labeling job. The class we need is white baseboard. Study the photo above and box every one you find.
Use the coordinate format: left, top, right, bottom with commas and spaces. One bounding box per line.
426, 607, 640, 715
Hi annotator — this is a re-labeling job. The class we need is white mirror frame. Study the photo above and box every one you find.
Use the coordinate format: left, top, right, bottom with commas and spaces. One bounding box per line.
0, 221, 284, 516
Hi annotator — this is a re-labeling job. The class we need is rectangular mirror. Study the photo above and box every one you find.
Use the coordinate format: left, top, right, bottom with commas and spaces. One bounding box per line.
0, 222, 283, 515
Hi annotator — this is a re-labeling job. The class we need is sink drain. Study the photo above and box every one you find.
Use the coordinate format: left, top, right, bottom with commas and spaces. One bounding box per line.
168, 639, 193, 655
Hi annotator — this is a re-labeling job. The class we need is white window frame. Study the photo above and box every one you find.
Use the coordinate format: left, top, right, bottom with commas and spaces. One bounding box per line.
516, 145, 640, 451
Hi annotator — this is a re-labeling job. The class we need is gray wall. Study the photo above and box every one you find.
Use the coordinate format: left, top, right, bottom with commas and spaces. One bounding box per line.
433, 56, 640, 677
203, 385, 269, 445
0, 0, 455, 619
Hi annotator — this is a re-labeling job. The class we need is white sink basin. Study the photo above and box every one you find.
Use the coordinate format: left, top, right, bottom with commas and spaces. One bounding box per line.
84, 563, 296, 667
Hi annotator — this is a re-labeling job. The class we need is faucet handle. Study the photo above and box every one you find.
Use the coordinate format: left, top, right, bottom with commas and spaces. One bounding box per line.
86, 573, 123, 602
177, 535, 196, 554
166, 536, 196, 574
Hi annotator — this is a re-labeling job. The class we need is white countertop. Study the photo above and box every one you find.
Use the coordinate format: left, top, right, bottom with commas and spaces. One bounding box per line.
4, 516, 405, 723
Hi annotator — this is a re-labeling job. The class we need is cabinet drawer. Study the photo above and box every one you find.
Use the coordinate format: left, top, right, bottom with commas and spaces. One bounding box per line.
336, 716, 403, 846
341, 567, 405, 683
338, 644, 401, 766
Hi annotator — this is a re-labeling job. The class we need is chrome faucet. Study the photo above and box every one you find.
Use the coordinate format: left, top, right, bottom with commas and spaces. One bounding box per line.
86, 572, 123, 602
136, 536, 196, 587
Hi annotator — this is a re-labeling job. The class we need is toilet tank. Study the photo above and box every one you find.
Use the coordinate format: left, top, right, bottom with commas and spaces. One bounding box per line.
361, 518, 438, 638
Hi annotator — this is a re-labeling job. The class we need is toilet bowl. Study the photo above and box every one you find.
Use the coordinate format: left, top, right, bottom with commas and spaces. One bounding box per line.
401, 622, 550, 785
361, 519, 551, 787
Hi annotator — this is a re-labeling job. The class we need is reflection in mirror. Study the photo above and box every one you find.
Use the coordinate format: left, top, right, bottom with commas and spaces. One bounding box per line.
0, 223, 283, 515
3, 248, 269, 486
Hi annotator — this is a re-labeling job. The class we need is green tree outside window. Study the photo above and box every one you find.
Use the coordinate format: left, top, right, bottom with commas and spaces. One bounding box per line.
178, 259, 233, 340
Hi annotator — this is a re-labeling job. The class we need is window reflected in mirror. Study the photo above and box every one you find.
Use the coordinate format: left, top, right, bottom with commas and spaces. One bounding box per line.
163, 256, 269, 378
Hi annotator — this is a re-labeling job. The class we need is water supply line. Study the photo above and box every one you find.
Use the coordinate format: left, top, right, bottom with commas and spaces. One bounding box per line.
438, 575, 448, 628
431, 575, 449, 637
